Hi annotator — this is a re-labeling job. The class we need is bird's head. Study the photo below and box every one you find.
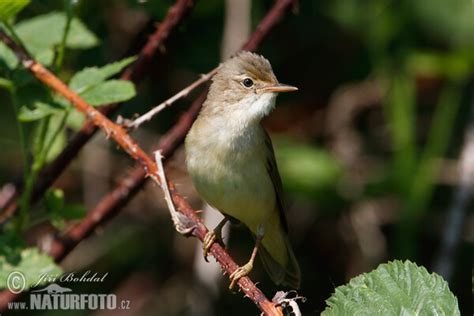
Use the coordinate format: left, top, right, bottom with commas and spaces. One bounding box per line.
205, 51, 297, 124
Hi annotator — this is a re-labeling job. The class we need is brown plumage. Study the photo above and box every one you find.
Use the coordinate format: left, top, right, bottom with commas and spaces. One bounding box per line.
185, 51, 300, 288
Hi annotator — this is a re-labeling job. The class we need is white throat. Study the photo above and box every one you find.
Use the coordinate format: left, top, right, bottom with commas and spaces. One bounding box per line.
232, 92, 277, 127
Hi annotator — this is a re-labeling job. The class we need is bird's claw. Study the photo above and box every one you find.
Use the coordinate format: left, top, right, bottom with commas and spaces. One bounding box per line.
202, 231, 216, 262
229, 262, 253, 290
202, 228, 225, 262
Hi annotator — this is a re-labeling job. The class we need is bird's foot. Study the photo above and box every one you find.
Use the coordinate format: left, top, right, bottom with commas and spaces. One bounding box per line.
229, 261, 253, 290
202, 229, 224, 262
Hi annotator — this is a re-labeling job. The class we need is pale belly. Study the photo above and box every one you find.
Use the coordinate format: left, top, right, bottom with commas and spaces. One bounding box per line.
186, 143, 276, 233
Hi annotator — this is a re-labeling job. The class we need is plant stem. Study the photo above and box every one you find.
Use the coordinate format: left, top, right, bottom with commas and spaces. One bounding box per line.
43, 109, 70, 158
2, 22, 22, 50
17, 116, 50, 231
55, 0, 74, 71
6, 86, 31, 232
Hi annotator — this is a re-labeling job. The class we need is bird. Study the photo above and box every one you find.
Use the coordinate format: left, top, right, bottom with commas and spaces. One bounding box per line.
185, 51, 300, 289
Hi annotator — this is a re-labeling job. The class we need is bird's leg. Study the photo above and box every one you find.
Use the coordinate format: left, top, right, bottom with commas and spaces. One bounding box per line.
203, 216, 229, 261
229, 224, 265, 290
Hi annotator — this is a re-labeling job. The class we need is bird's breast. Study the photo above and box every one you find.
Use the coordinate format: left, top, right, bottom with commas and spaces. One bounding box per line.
185, 121, 275, 230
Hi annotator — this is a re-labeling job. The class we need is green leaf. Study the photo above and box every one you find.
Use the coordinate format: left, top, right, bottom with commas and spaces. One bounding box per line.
45, 189, 85, 229
45, 189, 64, 215
0, 0, 30, 21
43, 113, 67, 162
69, 56, 136, 93
14, 12, 99, 66
80, 80, 136, 106
0, 41, 18, 70
322, 260, 460, 316
66, 109, 85, 130
45, 188, 65, 229
17, 102, 59, 122
0, 244, 62, 291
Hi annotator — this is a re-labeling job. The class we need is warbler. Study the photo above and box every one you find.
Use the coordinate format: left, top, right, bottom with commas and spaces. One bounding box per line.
185, 51, 300, 289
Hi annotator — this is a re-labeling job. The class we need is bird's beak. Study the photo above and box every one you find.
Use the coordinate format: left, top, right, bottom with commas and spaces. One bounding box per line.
259, 83, 298, 93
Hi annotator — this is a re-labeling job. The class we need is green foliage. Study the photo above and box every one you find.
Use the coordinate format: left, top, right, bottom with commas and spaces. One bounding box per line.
0, 0, 30, 21
0, 6, 135, 232
0, 233, 62, 291
69, 57, 137, 107
80, 79, 136, 106
18, 101, 60, 122
14, 11, 99, 66
45, 189, 86, 230
0, 41, 19, 70
69, 56, 136, 93
15, 83, 65, 122
322, 260, 460, 316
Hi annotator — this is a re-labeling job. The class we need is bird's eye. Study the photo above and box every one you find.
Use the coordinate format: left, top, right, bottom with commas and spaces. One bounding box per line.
242, 78, 254, 88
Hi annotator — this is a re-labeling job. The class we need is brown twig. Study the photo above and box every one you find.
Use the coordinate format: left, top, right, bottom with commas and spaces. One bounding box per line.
0, 0, 297, 313
0, 0, 196, 223
127, 67, 219, 130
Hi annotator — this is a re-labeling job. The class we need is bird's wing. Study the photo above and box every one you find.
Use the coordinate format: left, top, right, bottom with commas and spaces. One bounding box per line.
262, 128, 288, 232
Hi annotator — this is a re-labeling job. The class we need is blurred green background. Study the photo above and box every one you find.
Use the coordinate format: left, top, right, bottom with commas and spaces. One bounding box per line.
0, 0, 472, 315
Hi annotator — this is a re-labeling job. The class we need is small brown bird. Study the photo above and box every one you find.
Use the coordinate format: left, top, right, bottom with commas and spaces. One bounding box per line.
185, 51, 300, 289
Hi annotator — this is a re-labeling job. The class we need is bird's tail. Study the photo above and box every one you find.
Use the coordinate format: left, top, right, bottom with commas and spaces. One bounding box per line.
258, 226, 301, 289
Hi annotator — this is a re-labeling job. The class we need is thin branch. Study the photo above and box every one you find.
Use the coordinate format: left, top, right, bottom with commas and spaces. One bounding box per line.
127, 67, 218, 130
0, 0, 197, 223
0, 0, 299, 310
154, 150, 195, 234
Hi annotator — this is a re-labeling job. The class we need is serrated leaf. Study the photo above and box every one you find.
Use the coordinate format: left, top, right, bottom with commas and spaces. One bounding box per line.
69, 56, 136, 93
322, 260, 460, 316
14, 12, 99, 66
18, 102, 59, 121
80, 80, 136, 106
0, 247, 62, 291
0, 0, 30, 21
